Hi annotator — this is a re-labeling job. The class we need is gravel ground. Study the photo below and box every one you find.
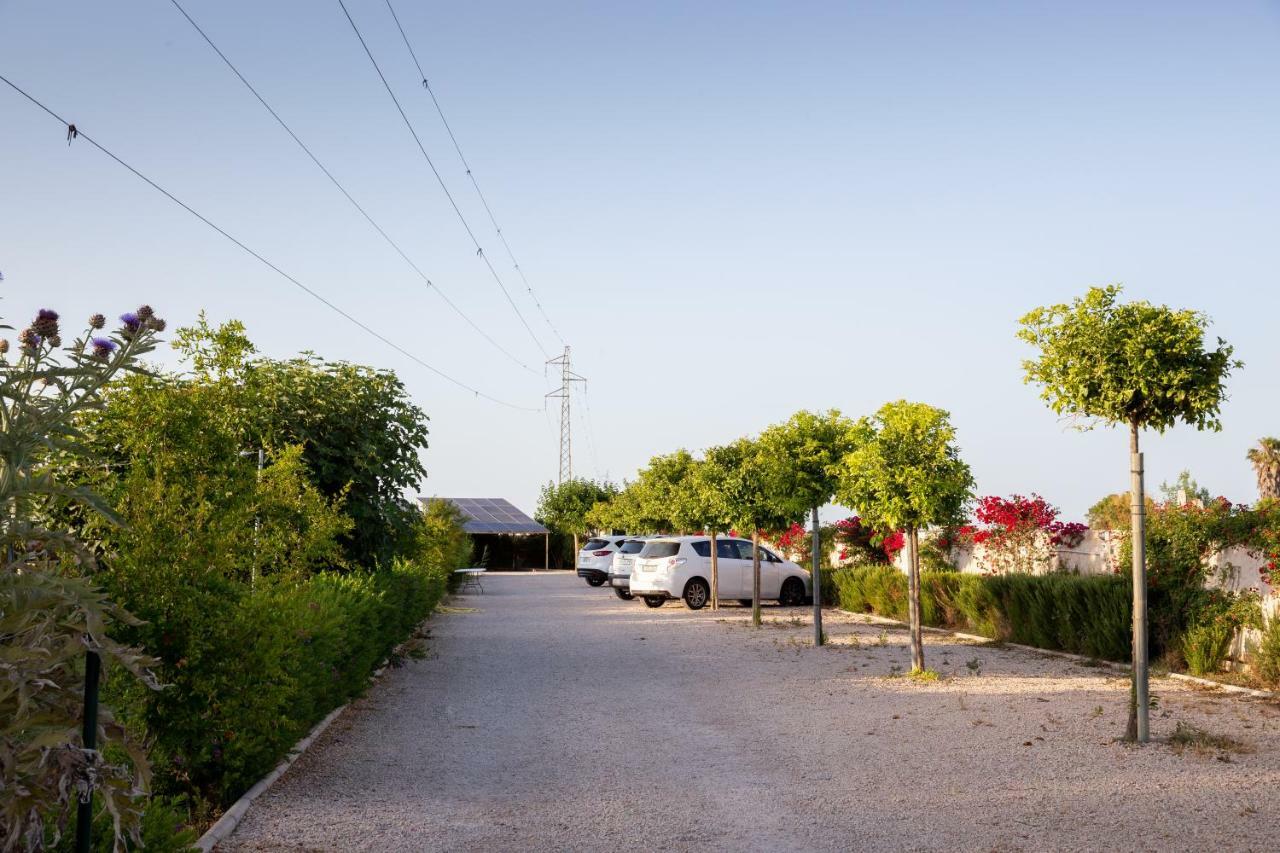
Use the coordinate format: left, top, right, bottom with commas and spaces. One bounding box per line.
221, 572, 1280, 852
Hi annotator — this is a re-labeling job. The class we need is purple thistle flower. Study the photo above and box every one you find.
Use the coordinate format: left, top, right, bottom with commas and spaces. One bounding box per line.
119, 312, 140, 330
32, 308, 60, 339
91, 337, 118, 360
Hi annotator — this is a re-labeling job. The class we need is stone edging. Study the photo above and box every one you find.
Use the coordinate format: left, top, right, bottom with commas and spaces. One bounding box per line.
845, 609, 1276, 700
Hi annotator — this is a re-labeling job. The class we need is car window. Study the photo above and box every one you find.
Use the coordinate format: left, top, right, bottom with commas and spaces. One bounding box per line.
619, 540, 646, 554
762, 548, 781, 563
716, 540, 739, 560
640, 541, 680, 559
614, 539, 628, 547
582, 538, 608, 551
730, 541, 756, 560
691, 540, 711, 557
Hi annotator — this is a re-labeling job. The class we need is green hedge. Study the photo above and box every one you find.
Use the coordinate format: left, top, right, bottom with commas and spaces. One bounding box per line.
830, 566, 1132, 661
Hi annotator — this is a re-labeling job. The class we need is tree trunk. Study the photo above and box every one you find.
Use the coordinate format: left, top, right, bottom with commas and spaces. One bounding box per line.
752, 529, 762, 627
710, 530, 719, 612
907, 525, 924, 672
1127, 421, 1150, 743
573, 532, 579, 572
812, 505, 823, 647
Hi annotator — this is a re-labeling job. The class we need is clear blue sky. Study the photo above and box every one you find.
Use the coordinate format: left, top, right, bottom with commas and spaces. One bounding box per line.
3, 1, 1278, 521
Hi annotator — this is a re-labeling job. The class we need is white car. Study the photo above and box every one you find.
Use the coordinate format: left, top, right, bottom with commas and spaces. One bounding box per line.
576, 536, 629, 587
629, 535, 811, 610
607, 537, 655, 601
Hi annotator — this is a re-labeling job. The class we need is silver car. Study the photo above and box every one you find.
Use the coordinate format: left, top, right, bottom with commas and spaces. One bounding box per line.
607, 537, 653, 600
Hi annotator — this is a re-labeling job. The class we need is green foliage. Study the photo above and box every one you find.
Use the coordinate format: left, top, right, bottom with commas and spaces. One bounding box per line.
1254, 617, 1280, 688
836, 401, 973, 534
830, 566, 1133, 661
1159, 470, 1214, 506
536, 478, 618, 543
1124, 500, 1271, 660
416, 499, 473, 577
1247, 437, 1280, 502
701, 438, 796, 534
1018, 284, 1240, 433
240, 355, 429, 569
1086, 492, 1153, 532
2, 302, 167, 850
756, 409, 859, 519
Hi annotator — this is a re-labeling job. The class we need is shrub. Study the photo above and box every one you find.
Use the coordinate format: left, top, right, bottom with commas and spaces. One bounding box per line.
1255, 617, 1280, 688
831, 566, 1132, 660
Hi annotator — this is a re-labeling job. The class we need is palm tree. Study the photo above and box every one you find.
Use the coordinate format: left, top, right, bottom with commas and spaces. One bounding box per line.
1247, 437, 1280, 502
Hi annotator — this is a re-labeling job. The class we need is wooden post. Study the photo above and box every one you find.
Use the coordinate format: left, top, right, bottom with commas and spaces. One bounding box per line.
544, 533, 549, 571
752, 529, 762, 627
907, 526, 924, 671
812, 505, 823, 646
710, 530, 719, 611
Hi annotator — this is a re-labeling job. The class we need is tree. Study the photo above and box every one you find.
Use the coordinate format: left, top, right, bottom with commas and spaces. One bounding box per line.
632, 450, 699, 532
1158, 470, 1213, 506
705, 438, 796, 626
1087, 492, 1154, 532
1018, 284, 1240, 742
535, 478, 617, 559
1248, 437, 1280, 502
836, 401, 973, 671
173, 318, 433, 569
757, 410, 859, 645
684, 457, 734, 611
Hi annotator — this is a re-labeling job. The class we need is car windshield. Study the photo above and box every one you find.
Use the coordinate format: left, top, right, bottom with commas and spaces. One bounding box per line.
639, 541, 680, 559
620, 540, 646, 554
582, 538, 608, 551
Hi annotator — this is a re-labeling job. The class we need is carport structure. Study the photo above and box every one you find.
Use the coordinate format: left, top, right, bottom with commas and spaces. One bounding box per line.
422, 497, 551, 570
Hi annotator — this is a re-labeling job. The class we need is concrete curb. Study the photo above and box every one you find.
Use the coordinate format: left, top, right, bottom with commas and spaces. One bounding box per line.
195, 703, 349, 851
842, 609, 1277, 700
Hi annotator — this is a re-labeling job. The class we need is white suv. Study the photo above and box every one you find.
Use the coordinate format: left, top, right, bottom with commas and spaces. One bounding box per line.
576, 536, 628, 586
629, 535, 811, 610
607, 537, 654, 601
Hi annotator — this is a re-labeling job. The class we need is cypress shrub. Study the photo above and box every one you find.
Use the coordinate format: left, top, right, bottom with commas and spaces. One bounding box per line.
830, 566, 1132, 661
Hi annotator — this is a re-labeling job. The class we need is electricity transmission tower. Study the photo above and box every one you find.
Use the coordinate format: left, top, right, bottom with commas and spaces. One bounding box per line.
546, 346, 585, 484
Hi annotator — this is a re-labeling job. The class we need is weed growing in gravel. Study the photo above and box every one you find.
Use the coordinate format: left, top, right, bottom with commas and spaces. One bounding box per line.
1168, 721, 1252, 756
876, 630, 889, 647
965, 657, 983, 677
1089, 705, 1104, 718
908, 668, 941, 683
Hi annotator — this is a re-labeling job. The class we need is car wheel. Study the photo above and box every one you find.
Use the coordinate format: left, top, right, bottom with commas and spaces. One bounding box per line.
643, 595, 665, 608
683, 578, 710, 610
779, 577, 805, 607
586, 575, 606, 587
614, 587, 634, 601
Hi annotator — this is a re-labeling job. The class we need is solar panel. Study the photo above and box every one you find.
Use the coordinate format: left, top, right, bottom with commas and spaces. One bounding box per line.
421, 497, 548, 535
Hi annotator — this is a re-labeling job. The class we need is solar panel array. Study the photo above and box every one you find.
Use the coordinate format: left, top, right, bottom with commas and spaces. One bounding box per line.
423, 497, 548, 535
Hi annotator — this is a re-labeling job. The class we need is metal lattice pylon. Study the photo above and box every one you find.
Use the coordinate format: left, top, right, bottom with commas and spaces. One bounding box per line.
545, 346, 585, 484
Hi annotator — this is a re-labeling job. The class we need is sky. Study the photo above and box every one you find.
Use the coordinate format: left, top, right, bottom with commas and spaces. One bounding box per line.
2, 0, 1278, 523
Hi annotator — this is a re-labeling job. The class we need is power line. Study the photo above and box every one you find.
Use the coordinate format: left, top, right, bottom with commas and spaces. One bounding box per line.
382, 0, 566, 347
166, 0, 537, 376
0, 72, 539, 412
337, 0, 551, 361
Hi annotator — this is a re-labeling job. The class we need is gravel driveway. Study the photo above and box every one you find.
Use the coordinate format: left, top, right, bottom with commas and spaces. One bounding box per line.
221, 572, 1280, 852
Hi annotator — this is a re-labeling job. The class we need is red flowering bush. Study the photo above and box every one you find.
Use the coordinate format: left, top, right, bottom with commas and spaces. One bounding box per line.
831, 517, 902, 565
962, 494, 1088, 575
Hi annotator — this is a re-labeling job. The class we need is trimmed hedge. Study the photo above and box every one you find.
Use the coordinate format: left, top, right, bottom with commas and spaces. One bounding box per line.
830, 566, 1132, 661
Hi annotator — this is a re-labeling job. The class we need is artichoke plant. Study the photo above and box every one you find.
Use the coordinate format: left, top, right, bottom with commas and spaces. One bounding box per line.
1, 305, 164, 852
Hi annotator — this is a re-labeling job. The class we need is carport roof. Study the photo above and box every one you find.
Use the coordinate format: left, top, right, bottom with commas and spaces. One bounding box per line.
422, 497, 548, 535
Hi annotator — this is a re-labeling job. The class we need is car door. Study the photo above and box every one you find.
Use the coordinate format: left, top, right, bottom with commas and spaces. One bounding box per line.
711, 538, 746, 599
759, 546, 786, 599
729, 539, 760, 598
